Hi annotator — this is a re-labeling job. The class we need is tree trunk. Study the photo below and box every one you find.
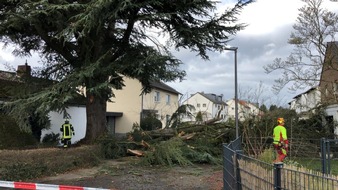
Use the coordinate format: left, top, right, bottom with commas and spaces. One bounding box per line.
83, 94, 107, 143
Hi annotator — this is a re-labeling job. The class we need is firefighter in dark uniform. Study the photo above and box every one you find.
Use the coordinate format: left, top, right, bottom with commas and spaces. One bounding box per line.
60, 120, 75, 148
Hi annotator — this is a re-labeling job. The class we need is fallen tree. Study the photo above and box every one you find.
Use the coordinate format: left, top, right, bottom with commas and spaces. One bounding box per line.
100, 122, 235, 166
145, 123, 231, 138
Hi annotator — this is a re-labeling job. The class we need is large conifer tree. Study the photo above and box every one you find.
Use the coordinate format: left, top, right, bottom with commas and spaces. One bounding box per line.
0, 0, 252, 143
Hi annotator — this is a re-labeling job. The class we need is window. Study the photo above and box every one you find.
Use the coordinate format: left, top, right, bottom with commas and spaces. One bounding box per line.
166, 94, 170, 105
203, 103, 206, 107
197, 103, 200, 107
154, 91, 160, 102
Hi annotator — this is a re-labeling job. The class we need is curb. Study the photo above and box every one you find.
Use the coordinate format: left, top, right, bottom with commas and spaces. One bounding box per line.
0, 180, 110, 190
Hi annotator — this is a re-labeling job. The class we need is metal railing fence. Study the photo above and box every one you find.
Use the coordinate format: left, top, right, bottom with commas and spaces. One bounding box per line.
223, 137, 338, 190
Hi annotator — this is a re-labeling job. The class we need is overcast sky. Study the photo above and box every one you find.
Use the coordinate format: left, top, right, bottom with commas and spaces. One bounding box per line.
1, 0, 337, 107
167, 0, 338, 107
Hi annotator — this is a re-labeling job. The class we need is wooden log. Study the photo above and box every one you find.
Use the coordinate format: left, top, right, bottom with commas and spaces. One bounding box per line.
179, 133, 196, 140
141, 140, 150, 148
127, 149, 144, 157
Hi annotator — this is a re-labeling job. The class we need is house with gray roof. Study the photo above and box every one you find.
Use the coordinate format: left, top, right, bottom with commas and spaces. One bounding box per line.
181, 92, 228, 123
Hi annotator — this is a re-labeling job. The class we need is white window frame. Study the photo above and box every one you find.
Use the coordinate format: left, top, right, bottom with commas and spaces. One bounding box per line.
154, 91, 160, 102
166, 94, 170, 105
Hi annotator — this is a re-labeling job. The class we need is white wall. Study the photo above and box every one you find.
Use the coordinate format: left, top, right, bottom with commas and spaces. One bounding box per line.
226, 99, 260, 121
290, 88, 321, 116
325, 104, 338, 136
142, 90, 179, 128
41, 105, 87, 144
182, 93, 227, 122
107, 77, 142, 134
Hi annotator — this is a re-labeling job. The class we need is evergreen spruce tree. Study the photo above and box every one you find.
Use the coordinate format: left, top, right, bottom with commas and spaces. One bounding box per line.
0, 0, 252, 143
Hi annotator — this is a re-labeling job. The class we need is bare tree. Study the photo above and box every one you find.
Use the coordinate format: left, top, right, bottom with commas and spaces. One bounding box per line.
264, 0, 338, 93
239, 81, 270, 107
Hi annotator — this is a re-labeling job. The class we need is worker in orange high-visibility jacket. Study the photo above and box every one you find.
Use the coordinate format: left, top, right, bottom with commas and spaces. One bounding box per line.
60, 120, 75, 148
273, 117, 288, 163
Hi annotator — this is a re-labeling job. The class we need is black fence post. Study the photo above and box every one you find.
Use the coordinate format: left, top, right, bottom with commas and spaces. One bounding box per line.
235, 150, 243, 190
327, 141, 331, 174
321, 138, 327, 174
274, 162, 283, 190
223, 143, 236, 190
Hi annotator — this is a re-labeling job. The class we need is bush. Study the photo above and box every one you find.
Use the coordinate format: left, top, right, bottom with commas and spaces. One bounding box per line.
128, 123, 151, 142
258, 148, 275, 163
1, 162, 48, 181
0, 145, 102, 181
0, 114, 38, 149
99, 136, 129, 159
140, 117, 162, 131
42, 132, 60, 145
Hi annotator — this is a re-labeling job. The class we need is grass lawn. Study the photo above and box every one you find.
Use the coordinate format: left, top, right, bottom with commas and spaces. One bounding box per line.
291, 157, 338, 175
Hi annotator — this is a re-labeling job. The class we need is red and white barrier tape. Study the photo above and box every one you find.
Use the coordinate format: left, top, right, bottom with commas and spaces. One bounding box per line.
0, 180, 110, 190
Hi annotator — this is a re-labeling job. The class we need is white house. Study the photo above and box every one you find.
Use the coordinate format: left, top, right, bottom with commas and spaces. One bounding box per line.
289, 42, 338, 136
226, 99, 262, 121
181, 92, 228, 123
288, 87, 321, 119
107, 78, 181, 136
289, 87, 338, 136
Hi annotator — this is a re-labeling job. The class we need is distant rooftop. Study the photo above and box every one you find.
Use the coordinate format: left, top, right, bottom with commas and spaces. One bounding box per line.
150, 81, 181, 95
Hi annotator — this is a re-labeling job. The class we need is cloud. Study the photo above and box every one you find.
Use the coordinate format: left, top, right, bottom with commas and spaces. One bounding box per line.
238, 0, 304, 35
0, 43, 41, 71
0, 43, 16, 62
1, 0, 338, 107
168, 20, 296, 106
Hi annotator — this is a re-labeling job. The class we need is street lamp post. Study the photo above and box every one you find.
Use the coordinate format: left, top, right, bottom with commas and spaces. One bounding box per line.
225, 47, 239, 139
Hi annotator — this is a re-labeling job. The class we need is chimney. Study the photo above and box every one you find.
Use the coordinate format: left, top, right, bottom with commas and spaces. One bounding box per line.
17, 60, 31, 78
217, 94, 222, 101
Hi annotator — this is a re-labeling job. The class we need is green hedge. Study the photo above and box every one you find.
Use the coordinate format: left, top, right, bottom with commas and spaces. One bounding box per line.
0, 114, 37, 149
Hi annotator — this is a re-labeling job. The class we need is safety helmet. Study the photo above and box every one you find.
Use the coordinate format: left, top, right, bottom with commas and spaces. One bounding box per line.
277, 117, 284, 125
